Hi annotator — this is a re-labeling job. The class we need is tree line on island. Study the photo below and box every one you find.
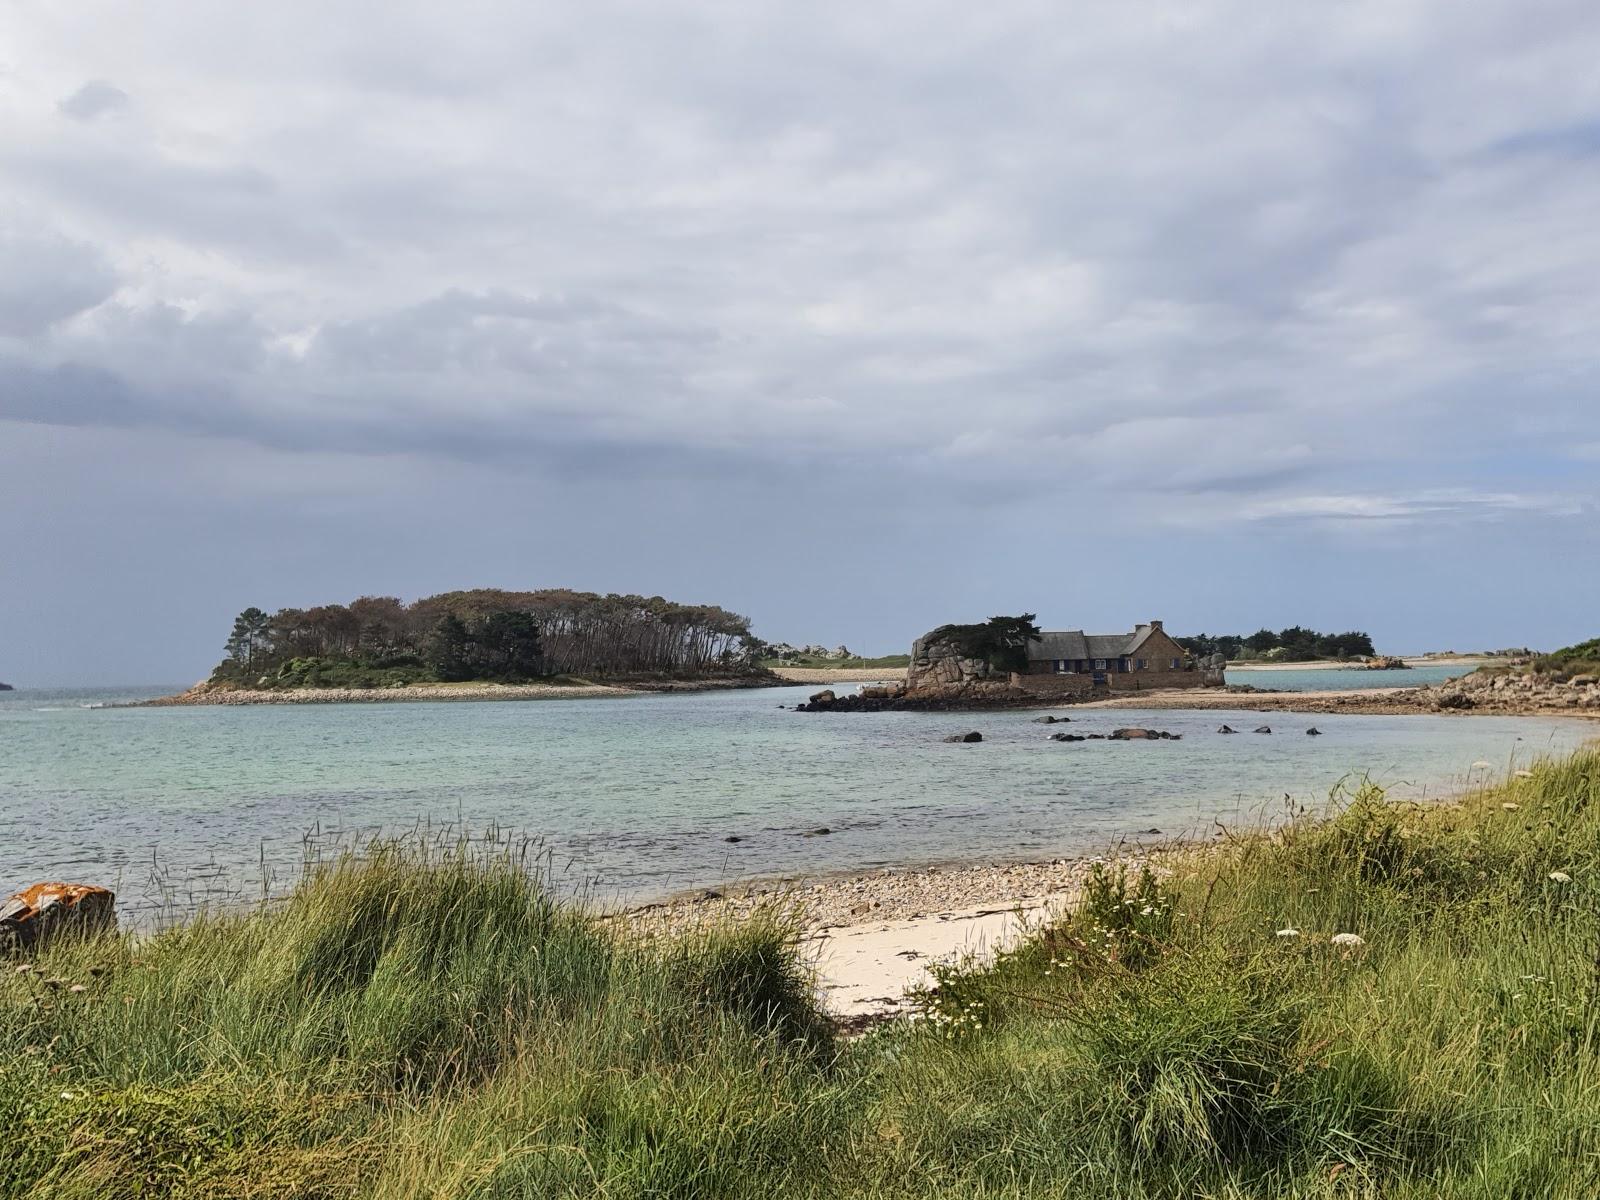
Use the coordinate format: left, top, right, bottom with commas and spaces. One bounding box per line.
1178, 626, 1376, 662
214, 589, 759, 689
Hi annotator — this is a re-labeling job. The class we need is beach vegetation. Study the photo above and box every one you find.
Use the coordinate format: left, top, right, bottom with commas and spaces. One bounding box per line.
1534, 635, 1600, 677
4, 750, 1600, 1196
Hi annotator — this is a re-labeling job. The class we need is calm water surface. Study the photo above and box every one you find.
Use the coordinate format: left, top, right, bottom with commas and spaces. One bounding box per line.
1225, 664, 1474, 691
1, 682, 1588, 915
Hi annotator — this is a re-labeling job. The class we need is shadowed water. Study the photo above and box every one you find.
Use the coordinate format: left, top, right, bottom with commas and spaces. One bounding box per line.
1, 683, 1589, 915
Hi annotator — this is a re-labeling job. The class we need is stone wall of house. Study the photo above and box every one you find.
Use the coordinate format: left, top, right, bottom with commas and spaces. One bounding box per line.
1010, 673, 1095, 698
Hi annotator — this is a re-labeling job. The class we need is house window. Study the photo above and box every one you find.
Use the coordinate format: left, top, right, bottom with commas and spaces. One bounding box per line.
1136, 658, 1146, 670
1094, 658, 1105, 670
1170, 657, 1181, 670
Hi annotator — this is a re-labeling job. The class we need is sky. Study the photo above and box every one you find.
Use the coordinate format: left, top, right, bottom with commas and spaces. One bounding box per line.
3, 1, 1599, 685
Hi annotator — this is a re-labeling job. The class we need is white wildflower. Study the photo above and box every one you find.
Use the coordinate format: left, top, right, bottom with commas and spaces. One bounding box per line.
1549, 871, 1572, 884
1330, 933, 1366, 949
1502, 802, 1520, 811
1515, 770, 1534, 779
1276, 928, 1300, 939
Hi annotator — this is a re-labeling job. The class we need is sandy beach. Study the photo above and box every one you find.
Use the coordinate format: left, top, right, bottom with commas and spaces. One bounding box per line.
630, 852, 1167, 1019
139, 675, 779, 706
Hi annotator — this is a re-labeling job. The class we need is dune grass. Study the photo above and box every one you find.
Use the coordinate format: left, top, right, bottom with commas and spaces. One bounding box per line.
4, 750, 1600, 1197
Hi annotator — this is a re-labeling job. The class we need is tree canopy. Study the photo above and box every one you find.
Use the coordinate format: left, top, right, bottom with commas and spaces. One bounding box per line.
209, 589, 759, 688
1179, 627, 1377, 662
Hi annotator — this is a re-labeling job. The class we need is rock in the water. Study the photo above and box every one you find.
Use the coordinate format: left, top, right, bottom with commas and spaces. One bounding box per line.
0, 883, 115, 953
1305, 726, 1323, 736
1217, 725, 1237, 734
1050, 732, 1086, 742
1254, 725, 1273, 734
723, 835, 743, 842
943, 731, 983, 743
809, 689, 836, 704
1109, 728, 1180, 741
1032, 715, 1059, 724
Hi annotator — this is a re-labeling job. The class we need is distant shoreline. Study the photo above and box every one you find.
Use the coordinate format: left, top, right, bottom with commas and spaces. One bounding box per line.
137, 666, 914, 706
139, 674, 781, 707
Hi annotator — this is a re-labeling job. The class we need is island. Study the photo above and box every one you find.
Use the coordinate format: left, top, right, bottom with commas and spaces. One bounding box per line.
152, 588, 775, 704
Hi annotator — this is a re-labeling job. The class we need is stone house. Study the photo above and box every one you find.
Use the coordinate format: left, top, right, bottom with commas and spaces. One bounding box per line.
1024, 620, 1201, 692
904, 618, 1218, 700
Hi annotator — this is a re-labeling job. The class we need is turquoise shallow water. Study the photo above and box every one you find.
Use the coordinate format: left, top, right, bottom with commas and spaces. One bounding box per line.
1, 682, 1591, 915
1224, 664, 1473, 691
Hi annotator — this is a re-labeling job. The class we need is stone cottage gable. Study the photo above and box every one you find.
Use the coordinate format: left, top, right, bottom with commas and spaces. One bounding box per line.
1026, 619, 1207, 690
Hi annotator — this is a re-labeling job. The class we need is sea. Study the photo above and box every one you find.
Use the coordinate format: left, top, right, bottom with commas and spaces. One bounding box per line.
1224, 663, 1471, 691
2, 671, 1590, 918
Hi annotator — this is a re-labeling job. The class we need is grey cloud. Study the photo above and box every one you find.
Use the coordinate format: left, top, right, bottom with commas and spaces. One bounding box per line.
57, 80, 128, 121
0, 228, 119, 335
2, 2, 1599, 526
0, 359, 139, 426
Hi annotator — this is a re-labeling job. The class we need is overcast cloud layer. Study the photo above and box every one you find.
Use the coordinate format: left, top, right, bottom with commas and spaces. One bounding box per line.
3, 1, 1598, 684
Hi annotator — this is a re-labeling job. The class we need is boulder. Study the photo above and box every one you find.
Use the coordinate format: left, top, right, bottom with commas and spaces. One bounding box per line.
943, 731, 983, 743
1254, 725, 1272, 734
1032, 715, 1060, 724
1217, 724, 1237, 734
1050, 732, 1086, 742
1111, 727, 1157, 739
808, 689, 836, 704
0, 883, 115, 953
1305, 727, 1323, 736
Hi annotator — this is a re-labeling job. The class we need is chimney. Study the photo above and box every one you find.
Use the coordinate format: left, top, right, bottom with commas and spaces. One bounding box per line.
1150, 619, 1162, 630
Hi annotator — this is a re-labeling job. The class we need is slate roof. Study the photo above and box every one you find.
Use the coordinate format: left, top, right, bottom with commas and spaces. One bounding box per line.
1028, 623, 1165, 662
1031, 631, 1088, 660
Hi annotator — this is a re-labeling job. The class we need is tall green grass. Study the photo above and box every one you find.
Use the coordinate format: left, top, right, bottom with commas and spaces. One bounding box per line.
4, 750, 1600, 1197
